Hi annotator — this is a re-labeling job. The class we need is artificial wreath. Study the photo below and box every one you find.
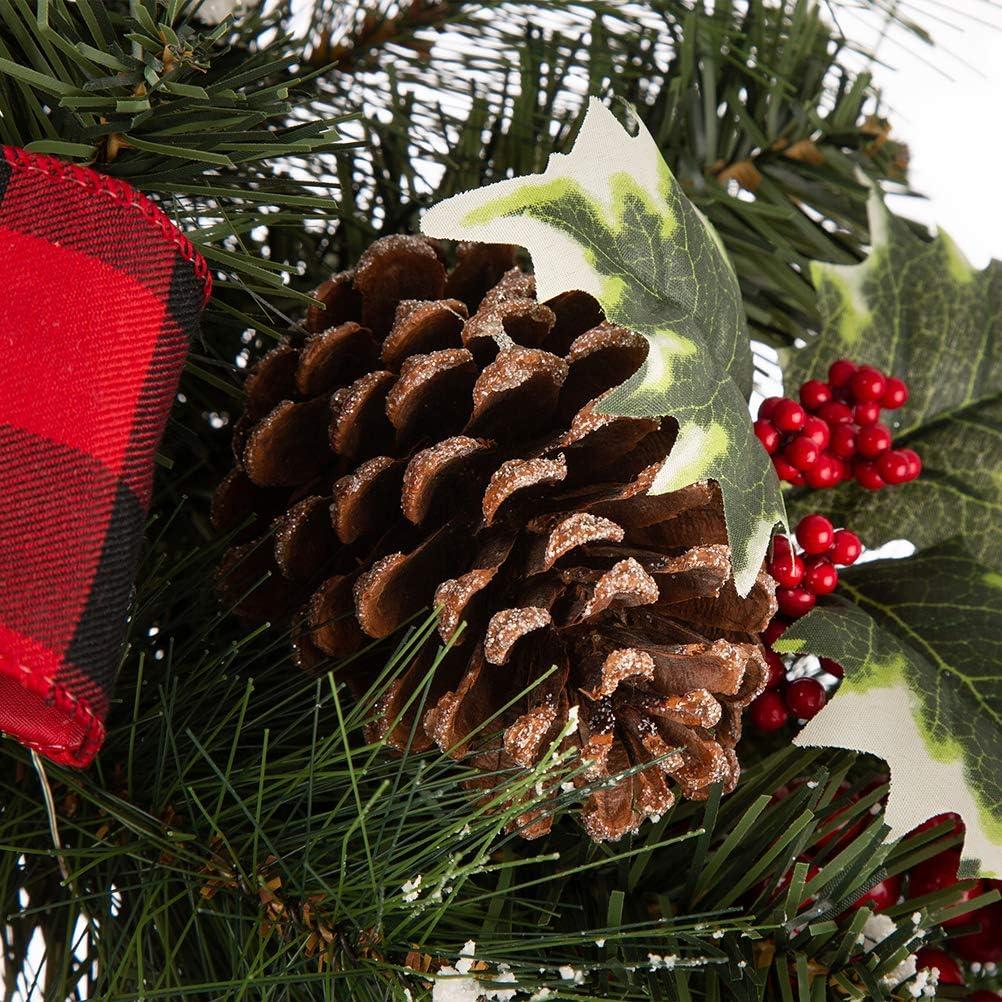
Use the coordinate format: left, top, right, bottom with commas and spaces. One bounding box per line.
0, 3, 998, 1000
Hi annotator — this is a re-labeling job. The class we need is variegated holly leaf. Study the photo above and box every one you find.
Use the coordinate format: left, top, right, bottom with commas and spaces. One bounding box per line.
421, 98, 785, 596
775, 543, 1002, 877
785, 186, 1002, 570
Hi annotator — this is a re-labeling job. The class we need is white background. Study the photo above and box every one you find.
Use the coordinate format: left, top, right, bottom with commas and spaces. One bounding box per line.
839, 0, 1002, 267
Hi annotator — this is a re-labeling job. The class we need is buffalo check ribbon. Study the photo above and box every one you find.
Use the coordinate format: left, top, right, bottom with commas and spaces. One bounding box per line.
0, 148, 209, 767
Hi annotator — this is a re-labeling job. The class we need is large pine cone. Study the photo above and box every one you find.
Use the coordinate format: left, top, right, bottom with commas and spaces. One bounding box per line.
214, 236, 775, 840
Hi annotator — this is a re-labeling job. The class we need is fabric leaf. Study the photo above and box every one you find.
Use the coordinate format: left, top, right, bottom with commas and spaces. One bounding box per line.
785, 186, 1002, 569
421, 98, 785, 597
774, 543, 1002, 877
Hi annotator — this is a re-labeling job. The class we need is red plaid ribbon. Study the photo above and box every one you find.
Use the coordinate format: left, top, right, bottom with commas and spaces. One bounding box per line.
0, 148, 209, 767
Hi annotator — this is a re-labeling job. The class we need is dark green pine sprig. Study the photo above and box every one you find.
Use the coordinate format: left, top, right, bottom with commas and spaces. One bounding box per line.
0, 0, 355, 304
0, 0, 921, 353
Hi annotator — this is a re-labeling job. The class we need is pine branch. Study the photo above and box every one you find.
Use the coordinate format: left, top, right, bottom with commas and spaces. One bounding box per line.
3, 546, 969, 1000
307, 0, 465, 72
305, 0, 914, 347
0, 0, 353, 300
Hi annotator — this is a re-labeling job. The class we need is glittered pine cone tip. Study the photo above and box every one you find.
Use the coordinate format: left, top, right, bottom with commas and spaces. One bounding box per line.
213, 235, 775, 841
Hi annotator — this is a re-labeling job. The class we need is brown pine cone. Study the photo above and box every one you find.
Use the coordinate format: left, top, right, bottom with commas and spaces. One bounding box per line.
213, 236, 775, 841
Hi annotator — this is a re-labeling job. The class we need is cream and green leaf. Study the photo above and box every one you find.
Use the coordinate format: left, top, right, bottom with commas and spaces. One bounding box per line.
775, 543, 1002, 877
785, 185, 1002, 570
421, 98, 785, 597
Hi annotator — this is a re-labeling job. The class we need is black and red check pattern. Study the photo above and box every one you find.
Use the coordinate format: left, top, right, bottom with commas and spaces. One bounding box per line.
0, 148, 209, 767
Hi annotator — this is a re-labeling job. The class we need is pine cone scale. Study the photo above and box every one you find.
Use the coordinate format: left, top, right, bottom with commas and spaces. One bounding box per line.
297, 321, 377, 396
379, 298, 467, 368
330, 369, 395, 458
354, 519, 473, 639
244, 395, 331, 486
332, 455, 404, 544
401, 436, 493, 525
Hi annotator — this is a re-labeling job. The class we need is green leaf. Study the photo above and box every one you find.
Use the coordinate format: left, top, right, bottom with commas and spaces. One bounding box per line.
785, 186, 1002, 569
422, 98, 785, 595
774, 543, 1002, 876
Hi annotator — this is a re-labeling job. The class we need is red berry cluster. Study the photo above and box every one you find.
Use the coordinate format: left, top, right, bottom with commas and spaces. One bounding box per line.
750, 515, 859, 734
771, 514, 861, 619
750, 645, 843, 734
755, 359, 920, 490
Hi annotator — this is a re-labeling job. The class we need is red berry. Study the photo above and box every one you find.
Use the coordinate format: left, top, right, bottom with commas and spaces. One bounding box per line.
829, 424, 857, 459
764, 649, 786, 688
763, 618, 789, 647
942, 880, 988, 927
967, 993, 1002, 1002
854, 460, 885, 491
854, 401, 881, 426
881, 377, 909, 409
817, 400, 854, 426
850, 365, 888, 403
909, 848, 984, 927
777, 587, 816, 618
772, 535, 793, 559
909, 848, 961, 897
754, 418, 781, 454
785, 434, 819, 471
799, 379, 833, 411
857, 423, 892, 458
830, 529, 862, 566
804, 558, 839, 595
828, 359, 857, 388
844, 873, 901, 913
769, 552, 806, 588
878, 449, 911, 485
802, 415, 831, 450
907, 812, 964, 840
759, 395, 784, 419
796, 514, 835, 554
773, 456, 805, 485
804, 452, 841, 489
900, 448, 922, 480
751, 690, 789, 733
785, 678, 827, 719
819, 657, 844, 678
953, 893, 1002, 962
915, 947, 964, 986
773, 398, 807, 433
831, 456, 852, 484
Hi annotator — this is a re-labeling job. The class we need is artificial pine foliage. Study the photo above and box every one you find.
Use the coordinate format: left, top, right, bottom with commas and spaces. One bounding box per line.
1, 2, 1000, 1001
